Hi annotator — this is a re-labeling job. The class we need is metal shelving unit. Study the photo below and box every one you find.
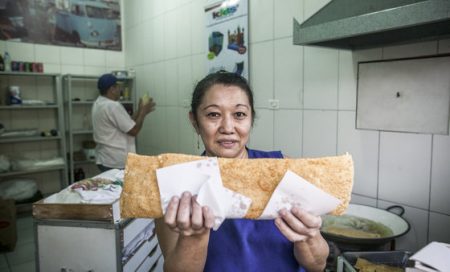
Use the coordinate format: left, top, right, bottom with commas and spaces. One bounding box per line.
63, 74, 136, 183
0, 136, 61, 143
0, 165, 66, 178
0, 72, 69, 202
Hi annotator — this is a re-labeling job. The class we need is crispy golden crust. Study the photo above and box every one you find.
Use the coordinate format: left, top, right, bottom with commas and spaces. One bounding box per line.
120, 153, 354, 219
119, 154, 162, 218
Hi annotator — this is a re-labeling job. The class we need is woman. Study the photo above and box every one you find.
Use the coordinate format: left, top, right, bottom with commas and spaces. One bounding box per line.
155, 72, 329, 271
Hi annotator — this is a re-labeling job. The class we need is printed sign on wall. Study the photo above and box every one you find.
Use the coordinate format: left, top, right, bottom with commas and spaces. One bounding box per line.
205, 0, 249, 80
0, 0, 121, 51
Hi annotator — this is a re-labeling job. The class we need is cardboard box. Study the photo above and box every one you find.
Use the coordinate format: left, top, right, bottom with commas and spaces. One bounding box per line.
0, 198, 17, 251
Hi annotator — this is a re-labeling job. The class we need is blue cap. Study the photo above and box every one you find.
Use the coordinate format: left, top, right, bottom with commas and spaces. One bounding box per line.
97, 73, 117, 92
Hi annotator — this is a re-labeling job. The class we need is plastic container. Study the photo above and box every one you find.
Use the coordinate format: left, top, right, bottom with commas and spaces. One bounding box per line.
337, 251, 412, 272
0, 54, 4, 71
4, 52, 11, 72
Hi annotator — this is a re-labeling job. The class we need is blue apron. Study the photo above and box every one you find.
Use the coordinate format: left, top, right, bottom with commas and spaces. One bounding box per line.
204, 148, 305, 272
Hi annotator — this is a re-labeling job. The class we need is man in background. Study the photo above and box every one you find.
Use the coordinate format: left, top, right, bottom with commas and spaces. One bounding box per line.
92, 73, 155, 171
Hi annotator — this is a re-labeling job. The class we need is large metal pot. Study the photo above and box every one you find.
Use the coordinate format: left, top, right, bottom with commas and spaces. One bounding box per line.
321, 204, 410, 246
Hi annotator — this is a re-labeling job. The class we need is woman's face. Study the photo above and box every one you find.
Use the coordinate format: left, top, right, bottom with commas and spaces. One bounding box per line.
190, 84, 252, 159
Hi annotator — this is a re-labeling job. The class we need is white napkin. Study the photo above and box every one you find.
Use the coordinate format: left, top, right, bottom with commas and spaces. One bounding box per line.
259, 170, 341, 219
409, 242, 450, 272
156, 158, 251, 230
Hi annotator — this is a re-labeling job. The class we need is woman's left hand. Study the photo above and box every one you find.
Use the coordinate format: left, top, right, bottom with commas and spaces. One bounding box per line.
275, 207, 329, 272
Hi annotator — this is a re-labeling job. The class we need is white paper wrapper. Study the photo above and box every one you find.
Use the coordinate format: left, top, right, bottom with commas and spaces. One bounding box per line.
259, 170, 341, 219
157, 159, 341, 228
196, 182, 252, 230
156, 158, 251, 230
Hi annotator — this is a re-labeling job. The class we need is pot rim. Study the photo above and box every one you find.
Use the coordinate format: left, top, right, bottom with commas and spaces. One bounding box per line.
321, 204, 411, 244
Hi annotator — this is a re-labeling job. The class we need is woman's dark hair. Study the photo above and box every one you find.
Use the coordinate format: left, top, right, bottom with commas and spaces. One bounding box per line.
191, 71, 256, 124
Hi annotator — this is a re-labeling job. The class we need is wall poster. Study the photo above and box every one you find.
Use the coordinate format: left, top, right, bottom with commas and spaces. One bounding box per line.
0, 0, 121, 51
205, 0, 248, 79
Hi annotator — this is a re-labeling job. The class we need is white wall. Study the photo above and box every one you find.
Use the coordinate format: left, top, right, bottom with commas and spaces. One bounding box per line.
0, 42, 125, 76
132, 0, 449, 252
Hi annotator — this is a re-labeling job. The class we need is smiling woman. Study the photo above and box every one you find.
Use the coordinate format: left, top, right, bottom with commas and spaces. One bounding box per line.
154, 71, 330, 272
190, 83, 252, 159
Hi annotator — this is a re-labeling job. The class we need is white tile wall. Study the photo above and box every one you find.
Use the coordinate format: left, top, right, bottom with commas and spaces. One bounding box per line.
250, 41, 274, 108
353, 48, 383, 62
274, 109, 302, 157
303, 47, 338, 109
141, 20, 154, 64
0, 40, 6, 53
166, 0, 182, 12
338, 111, 379, 198
338, 50, 357, 110
274, 38, 303, 109
61, 65, 84, 75
35, 45, 61, 64
304, 0, 331, 20
191, 53, 207, 85
6, 42, 34, 62
106, 51, 125, 70
41, 63, 61, 74
190, 0, 205, 55
166, 106, 181, 153
249, 109, 274, 151
152, 16, 165, 63
350, 194, 377, 207
165, 59, 179, 106
60, 47, 84, 65
135, 65, 148, 98
123, 0, 141, 29
176, 8, 192, 58
125, 25, 140, 66
138, 105, 167, 155
83, 49, 106, 67
140, 0, 156, 22
84, 66, 104, 76
430, 134, 450, 214
303, 110, 337, 157
177, 56, 193, 106
150, 62, 167, 106
249, 0, 274, 43
164, 10, 178, 60
177, 107, 197, 154
131, 22, 148, 65
274, 0, 303, 38
379, 132, 432, 209
382, 41, 438, 59
148, 0, 167, 18
429, 212, 450, 243
378, 200, 429, 252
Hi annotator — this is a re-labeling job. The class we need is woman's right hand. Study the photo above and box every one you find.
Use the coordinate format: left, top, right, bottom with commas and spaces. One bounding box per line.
164, 191, 215, 237
157, 192, 214, 271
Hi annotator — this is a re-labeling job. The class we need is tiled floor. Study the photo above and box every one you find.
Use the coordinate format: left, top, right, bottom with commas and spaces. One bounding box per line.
0, 215, 35, 272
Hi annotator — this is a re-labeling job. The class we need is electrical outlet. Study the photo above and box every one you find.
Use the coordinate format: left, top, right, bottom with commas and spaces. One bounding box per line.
268, 99, 279, 109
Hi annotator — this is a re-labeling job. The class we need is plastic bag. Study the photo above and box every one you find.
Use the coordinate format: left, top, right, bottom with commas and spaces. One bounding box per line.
0, 179, 38, 201
0, 155, 10, 173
